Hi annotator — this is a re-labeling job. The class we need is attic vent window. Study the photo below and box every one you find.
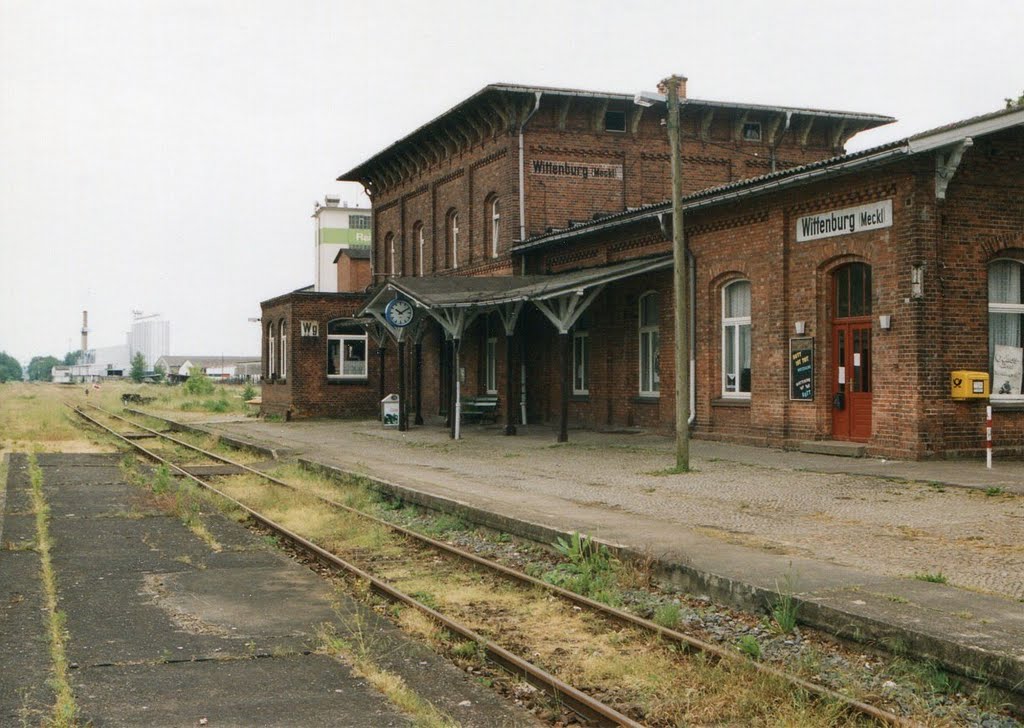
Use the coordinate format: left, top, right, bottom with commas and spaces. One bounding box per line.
604, 109, 626, 132
742, 122, 762, 142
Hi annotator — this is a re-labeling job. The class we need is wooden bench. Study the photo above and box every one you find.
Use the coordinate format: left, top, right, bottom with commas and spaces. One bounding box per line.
460, 395, 499, 424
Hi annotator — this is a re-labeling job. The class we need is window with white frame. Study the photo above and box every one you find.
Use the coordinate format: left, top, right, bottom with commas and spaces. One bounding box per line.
350, 214, 371, 229
489, 196, 500, 258
279, 320, 287, 380
989, 259, 1024, 400
449, 210, 459, 269
573, 312, 591, 395
267, 322, 275, 379
415, 222, 425, 276
327, 321, 368, 379
638, 292, 660, 395
722, 280, 752, 397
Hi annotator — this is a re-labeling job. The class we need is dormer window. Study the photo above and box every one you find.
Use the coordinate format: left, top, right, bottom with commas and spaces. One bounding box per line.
742, 122, 762, 142
604, 109, 626, 132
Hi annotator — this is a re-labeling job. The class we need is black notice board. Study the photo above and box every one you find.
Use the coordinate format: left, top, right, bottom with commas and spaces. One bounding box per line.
790, 337, 814, 401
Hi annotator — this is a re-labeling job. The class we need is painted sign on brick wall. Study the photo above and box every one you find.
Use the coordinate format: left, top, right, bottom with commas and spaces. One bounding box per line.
530, 160, 623, 180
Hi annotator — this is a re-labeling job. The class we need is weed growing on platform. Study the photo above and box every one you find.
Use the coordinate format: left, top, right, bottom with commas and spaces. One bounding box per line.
913, 571, 948, 584
27, 454, 80, 728
772, 572, 800, 634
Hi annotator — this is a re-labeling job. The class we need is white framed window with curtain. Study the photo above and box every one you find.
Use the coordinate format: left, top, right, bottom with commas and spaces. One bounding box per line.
267, 322, 275, 379
279, 320, 287, 380
989, 259, 1024, 401
722, 280, 752, 397
327, 321, 368, 380
490, 197, 500, 258
416, 223, 425, 276
386, 233, 396, 276
638, 291, 660, 396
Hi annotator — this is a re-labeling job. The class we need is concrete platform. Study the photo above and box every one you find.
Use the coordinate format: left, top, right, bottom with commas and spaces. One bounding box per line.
198, 417, 1024, 696
1, 453, 536, 727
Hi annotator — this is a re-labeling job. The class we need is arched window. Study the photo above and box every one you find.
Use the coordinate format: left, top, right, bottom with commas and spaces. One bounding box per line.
327, 320, 368, 380
722, 280, 751, 397
267, 322, 275, 379
413, 221, 424, 277
279, 319, 287, 380
834, 262, 872, 318
638, 292, 660, 395
989, 259, 1024, 400
486, 195, 500, 258
447, 209, 460, 270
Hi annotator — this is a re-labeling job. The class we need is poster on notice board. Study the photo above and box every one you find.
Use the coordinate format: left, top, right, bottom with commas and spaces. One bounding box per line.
790, 337, 814, 401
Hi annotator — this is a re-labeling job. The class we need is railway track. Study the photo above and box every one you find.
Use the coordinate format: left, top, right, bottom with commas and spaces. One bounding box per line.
71, 403, 918, 727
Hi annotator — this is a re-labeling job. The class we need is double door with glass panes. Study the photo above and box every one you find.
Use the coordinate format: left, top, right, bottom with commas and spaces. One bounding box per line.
831, 264, 872, 442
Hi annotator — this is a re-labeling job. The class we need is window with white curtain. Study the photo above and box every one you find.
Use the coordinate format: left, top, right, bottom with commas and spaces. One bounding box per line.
989, 259, 1024, 400
638, 292, 659, 395
722, 280, 751, 397
279, 320, 287, 380
267, 322, 275, 379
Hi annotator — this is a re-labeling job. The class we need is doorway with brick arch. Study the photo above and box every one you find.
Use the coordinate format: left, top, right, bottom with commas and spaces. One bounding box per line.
831, 262, 873, 442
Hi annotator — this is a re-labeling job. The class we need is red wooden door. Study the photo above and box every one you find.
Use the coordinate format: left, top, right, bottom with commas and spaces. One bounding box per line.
832, 320, 872, 441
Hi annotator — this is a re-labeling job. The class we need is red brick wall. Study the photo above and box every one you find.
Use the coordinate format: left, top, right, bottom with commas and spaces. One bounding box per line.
336, 255, 371, 293
260, 292, 395, 420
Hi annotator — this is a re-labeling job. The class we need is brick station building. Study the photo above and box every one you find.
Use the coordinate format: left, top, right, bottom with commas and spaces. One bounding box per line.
262, 81, 1024, 458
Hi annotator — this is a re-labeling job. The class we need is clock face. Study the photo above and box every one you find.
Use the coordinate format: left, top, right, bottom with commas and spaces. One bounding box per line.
385, 299, 414, 327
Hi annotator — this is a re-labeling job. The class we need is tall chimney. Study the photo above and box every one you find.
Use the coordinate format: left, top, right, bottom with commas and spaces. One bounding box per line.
81, 310, 89, 354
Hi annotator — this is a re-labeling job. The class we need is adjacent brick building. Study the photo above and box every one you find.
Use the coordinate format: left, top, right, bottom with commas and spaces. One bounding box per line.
262, 80, 1024, 459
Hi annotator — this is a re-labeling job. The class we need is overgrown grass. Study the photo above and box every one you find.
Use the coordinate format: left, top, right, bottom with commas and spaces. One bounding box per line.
913, 572, 948, 584
27, 453, 79, 727
317, 620, 457, 728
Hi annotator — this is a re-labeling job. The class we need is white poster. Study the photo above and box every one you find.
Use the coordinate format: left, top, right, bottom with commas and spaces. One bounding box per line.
993, 345, 1023, 396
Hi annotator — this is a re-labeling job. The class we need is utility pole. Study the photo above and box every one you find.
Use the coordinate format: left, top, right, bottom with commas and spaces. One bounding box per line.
662, 74, 690, 472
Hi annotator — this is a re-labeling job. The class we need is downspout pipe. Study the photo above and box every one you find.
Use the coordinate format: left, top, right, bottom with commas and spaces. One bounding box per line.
518, 91, 543, 274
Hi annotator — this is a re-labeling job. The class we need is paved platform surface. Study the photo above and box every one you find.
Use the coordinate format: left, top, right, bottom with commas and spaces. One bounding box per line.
1, 452, 535, 727
202, 417, 1024, 693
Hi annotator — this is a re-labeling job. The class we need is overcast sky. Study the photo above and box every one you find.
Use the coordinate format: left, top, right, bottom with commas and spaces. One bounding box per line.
2, 0, 1022, 364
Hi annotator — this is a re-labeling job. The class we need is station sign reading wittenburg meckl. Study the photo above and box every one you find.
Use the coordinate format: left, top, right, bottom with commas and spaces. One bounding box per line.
796, 200, 892, 242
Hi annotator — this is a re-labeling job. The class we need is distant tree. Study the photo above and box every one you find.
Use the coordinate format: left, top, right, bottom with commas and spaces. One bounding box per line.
129, 354, 147, 384
0, 351, 22, 382
153, 363, 166, 383
183, 365, 214, 396
62, 351, 80, 366
1005, 91, 1024, 109
27, 355, 61, 381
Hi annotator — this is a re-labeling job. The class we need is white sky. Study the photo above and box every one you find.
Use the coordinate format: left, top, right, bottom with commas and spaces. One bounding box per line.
2, 0, 1021, 363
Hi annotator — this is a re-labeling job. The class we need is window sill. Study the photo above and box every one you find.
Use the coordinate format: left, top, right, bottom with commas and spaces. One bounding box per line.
327, 378, 370, 385
570, 394, 590, 402
632, 395, 660, 405
991, 401, 1024, 412
712, 397, 751, 408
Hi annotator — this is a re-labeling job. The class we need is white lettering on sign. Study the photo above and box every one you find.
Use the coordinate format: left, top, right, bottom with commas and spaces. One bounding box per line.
531, 159, 623, 180
300, 320, 319, 337
796, 200, 892, 242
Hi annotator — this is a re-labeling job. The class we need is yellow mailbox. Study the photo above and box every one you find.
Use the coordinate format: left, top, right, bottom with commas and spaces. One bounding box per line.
950, 371, 989, 399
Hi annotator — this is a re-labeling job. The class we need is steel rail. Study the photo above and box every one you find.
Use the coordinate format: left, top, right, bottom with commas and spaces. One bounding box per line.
82, 404, 917, 727
70, 404, 642, 727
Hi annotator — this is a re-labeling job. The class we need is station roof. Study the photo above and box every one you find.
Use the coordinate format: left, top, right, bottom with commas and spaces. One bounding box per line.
337, 82, 894, 187
362, 255, 672, 314
513, 104, 1024, 253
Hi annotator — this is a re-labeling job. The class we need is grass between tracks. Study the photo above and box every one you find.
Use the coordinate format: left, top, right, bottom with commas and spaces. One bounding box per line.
208, 466, 871, 727
27, 453, 80, 728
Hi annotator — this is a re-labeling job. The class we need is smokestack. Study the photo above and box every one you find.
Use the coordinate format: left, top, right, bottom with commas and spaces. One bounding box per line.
81, 310, 89, 354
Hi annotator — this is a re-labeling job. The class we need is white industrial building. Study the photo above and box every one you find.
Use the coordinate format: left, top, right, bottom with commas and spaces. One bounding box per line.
127, 313, 170, 369
313, 196, 372, 292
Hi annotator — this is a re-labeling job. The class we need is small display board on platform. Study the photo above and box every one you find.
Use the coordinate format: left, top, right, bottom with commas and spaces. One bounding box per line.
790, 337, 814, 401
381, 394, 400, 427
